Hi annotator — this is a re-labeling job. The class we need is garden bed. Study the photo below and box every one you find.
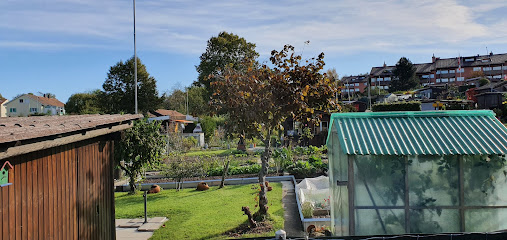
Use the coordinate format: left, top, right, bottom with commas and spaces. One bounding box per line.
141, 173, 281, 184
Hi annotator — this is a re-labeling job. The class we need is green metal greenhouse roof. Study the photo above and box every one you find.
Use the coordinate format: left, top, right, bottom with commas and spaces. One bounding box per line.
328, 110, 507, 155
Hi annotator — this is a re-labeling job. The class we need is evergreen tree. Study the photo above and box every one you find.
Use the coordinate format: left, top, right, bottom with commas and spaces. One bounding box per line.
390, 57, 419, 92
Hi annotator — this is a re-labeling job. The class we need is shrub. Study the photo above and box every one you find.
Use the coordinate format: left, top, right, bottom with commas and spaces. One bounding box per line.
372, 101, 421, 112
302, 201, 314, 218
182, 137, 198, 151
273, 147, 294, 172
207, 164, 261, 176
308, 155, 324, 169
287, 160, 316, 178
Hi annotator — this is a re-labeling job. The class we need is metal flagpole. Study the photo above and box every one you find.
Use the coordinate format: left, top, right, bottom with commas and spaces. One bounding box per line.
134, 0, 138, 114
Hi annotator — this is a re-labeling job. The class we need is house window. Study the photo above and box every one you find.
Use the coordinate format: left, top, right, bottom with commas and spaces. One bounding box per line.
19, 99, 23, 103
378, 78, 383, 82
430, 74, 435, 78
371, 78, 376, 83
384, 77, 391, 81
473, 67, 482, 71
436, 70, 441, 74
436, 78, 441, 83
30, 108, 37, 112
354, 83, 359, 86
483, 67, 492, 71
442, 78, 449, 83
9, 108, 16, 113
449, 70, 455, 73
494, 75, 502, 79
321, 121, 329, 130
503, 66, 507, 70
422, 75, 429, 79
457, 77, 464, 81
450, 78, 455, 82
355, 88, 359, 92
457, 68, 464, 73
493, 66, 501, 70
441, 70, 449, 74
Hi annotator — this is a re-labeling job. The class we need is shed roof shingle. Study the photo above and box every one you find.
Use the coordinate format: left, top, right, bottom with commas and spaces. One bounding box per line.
0, 114, 142, 144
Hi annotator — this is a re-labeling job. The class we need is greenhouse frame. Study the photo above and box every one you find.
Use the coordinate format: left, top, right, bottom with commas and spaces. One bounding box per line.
326, 110, 507, 236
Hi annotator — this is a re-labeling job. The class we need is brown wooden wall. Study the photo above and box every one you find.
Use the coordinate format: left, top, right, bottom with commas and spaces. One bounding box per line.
0, 135, 116, 240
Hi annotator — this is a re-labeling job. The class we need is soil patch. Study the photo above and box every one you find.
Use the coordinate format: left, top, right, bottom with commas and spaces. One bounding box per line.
141, 173, 281, 184
226, 221, 273, 238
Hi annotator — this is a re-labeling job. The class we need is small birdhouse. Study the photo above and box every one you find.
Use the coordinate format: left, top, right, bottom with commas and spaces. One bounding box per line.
0, 161, 14, 187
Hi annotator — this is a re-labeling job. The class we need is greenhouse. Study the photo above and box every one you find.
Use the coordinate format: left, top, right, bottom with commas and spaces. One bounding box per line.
326, 110, 507, 236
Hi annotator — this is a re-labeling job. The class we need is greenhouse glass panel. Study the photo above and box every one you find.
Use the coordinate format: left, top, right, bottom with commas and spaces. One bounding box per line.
355, 209, 405, 235
331, 186, 349, 236
408, 155, 459, 206
354, 156, 405, 207
409, 209, 459, 233
465, 209, 507, 232
464, 155, 507, 206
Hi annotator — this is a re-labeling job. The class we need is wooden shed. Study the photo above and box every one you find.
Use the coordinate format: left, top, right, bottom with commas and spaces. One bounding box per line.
0, 114, 140, 240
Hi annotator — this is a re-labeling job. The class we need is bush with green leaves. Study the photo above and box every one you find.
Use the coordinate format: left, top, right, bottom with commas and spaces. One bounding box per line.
162, 154, 207, 190
116, 119, 167, 194
273, 147, 294, 173
207, 164, 261, 176
182, 136, 198, 151
287, 160, 316, 179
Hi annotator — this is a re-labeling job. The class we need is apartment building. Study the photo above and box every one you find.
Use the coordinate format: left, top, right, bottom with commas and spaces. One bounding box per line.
363, 52, 507, 94
341, 74, 369, 95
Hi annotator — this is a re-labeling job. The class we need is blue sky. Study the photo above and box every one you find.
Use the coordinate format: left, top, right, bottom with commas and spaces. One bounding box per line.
2, 0, 507, 103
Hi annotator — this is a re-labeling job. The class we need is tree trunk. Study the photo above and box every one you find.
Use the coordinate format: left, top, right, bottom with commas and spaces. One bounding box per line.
256, 137, 271, 219
220, 160, 230, 188
129, 176, 137, 194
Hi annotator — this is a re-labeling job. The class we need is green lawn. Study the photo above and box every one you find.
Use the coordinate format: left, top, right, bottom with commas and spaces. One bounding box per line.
115, 183, 284, 240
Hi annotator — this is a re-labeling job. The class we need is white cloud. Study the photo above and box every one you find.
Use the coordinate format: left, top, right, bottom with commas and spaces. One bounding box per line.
1, 0, 507, 57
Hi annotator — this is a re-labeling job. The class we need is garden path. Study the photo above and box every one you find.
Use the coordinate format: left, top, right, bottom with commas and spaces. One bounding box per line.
281, 181, 305, 238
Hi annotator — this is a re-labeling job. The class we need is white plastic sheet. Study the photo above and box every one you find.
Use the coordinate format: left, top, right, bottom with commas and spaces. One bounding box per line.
296, 176, 330, 210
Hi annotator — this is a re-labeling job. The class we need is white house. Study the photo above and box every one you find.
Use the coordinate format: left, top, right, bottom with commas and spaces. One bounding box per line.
4, 94, 65, 117
0, 99, 8, 117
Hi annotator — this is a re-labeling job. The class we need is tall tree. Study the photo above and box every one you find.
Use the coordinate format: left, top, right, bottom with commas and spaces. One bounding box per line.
101, 57, 162, 114
211, 45, 337, 220
195, 31, 259, 96
390, 57, 419, 92
66, 90, 103, 114
163, 86, 209, 116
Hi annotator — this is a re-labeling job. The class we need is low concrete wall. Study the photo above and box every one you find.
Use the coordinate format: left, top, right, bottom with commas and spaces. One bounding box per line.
117, 175, 295, 192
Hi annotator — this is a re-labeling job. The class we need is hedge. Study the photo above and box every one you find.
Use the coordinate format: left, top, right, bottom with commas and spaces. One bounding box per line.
372, 101, 421, 112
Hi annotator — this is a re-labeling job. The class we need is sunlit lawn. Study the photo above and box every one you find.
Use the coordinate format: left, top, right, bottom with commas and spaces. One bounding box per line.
115, 183, 284, 240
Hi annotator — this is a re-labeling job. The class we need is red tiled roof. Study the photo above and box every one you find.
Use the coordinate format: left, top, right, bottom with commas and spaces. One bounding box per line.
0, 114, 142, 144
0, 99, 7, 104
154, 109, 186, 120
27, 95, 65, 107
